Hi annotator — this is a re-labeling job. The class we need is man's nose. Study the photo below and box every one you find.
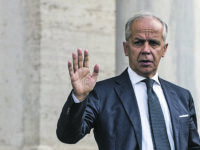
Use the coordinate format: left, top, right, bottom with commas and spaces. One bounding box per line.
141, 42, 150, 54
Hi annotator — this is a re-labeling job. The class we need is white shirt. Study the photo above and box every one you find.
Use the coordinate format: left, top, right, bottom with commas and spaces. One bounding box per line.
72, 67, 175, 150
127, 67, 175, 150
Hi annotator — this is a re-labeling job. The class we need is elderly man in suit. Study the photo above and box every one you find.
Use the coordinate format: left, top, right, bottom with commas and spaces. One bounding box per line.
56, 13, 200, 150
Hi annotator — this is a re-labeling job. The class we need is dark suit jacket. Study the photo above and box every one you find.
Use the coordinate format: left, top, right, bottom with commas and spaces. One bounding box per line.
57, 69, 200, 150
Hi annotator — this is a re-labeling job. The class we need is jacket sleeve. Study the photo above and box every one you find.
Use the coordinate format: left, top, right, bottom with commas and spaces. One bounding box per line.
56, 90, 99, 144
188, 91, 200, 149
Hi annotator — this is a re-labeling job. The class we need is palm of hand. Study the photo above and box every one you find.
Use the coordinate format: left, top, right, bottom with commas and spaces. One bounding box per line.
71, 67, 96, 98
68, 49, 99, 101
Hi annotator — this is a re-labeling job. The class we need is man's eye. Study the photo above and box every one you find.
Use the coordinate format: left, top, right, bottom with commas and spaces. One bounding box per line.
149, 41, 160, 46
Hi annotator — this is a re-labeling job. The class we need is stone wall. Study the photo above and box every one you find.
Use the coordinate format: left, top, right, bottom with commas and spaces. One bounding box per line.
0, 0, 115, 150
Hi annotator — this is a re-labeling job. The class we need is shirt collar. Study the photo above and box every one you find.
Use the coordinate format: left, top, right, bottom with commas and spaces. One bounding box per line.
127, 66, 160, 85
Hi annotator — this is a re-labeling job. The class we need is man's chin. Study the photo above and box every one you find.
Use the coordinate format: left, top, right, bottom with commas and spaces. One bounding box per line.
139, 69, 156, 78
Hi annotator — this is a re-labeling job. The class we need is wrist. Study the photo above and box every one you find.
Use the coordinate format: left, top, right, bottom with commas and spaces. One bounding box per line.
73, 91, 89, 101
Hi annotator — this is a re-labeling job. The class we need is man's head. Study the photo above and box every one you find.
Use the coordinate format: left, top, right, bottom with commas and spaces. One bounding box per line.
123, 13, 168, 78
125, 13, 168, 42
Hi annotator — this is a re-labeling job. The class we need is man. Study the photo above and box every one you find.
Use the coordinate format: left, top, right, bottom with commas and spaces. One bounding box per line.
56, 13, 200, 150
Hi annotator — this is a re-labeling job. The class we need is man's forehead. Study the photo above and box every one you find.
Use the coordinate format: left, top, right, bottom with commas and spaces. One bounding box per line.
130, 17, 163, 39
133, 28, 162, 36
131, 29, 162, 40
130, 17, 163, 33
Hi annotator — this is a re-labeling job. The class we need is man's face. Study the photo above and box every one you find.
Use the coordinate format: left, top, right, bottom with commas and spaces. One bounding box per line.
123, 17, 168, 78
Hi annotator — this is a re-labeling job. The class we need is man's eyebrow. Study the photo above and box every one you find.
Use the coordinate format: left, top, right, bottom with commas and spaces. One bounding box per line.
148, 39, 160, 43
132, 38, 160, 43
148, 38, 159, 41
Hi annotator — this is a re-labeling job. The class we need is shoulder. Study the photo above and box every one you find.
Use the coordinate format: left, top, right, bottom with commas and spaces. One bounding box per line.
95, 69, 129, 88
93, 69, 130, 92
95, 75, 119, 90
159, 78, 191, 95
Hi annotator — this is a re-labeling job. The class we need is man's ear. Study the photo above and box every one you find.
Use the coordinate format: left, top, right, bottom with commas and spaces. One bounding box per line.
162, 43, 168, 57
123, 41, 129, 56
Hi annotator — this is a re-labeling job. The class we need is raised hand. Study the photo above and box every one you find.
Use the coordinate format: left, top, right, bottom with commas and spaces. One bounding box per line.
68, 49, 99, 101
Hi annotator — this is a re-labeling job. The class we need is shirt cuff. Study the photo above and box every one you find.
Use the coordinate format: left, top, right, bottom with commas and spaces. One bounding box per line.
72, 92, 84, 103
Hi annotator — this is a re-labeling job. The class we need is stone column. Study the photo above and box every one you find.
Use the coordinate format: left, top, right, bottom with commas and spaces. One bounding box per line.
194, 0, 200, 132
116, 0, 200, 131
0, 0, 25, 149
0, 0, 41, 150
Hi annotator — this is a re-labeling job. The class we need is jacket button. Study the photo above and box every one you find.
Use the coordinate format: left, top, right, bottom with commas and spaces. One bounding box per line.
67, 107, 71, 115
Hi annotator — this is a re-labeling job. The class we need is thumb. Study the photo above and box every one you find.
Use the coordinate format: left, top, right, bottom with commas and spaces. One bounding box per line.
92, 64, 99, 80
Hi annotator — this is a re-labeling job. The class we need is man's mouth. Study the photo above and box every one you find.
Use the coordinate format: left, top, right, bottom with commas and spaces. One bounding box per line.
138, 60, 152, 65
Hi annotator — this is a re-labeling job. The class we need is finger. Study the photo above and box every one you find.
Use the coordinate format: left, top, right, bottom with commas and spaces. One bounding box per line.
91, 64, 99, 81
68, 61, 74, 77
77, 49, 83, 68
83, 49, 89, 68
72, 52, 78, 72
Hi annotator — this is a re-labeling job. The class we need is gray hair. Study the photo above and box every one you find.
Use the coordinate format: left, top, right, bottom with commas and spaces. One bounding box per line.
125, 13, 168, 42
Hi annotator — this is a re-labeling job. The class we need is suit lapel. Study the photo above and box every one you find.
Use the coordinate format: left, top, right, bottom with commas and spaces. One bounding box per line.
114, 69, 142, 150
159, 79, 180, 150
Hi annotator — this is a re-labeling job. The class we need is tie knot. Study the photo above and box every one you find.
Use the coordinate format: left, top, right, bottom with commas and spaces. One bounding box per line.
143, 79, 155, 88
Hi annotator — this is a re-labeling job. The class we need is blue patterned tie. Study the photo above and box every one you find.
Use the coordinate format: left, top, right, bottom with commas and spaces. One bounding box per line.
144, 79, 171, 150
